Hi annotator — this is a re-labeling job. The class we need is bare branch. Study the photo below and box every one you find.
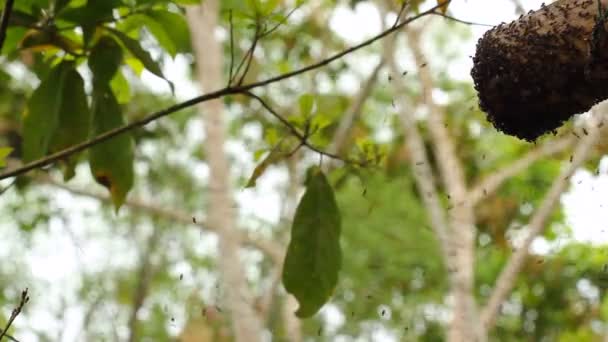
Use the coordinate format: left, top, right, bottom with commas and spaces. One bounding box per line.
326, 59, 384, 157
480, 114, 602, 331
36, 174, 283, 264
469, 135, 576, 205
0, 1, 449, 181
227, 10, 236, 87
0, 288, 29, 342
245, 91, 373, 167
236, 24, 261, 86
433, 13, 493, 27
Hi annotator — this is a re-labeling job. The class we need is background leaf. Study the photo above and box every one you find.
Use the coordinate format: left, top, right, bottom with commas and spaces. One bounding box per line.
437, 0, 449, 14
89, 35, 123, 86
22, 62, 71, 162
107, 28, 174, 92
143, 10, 191, 58
48, 68, 91, 180
282, 166, 342, 318
0, 147, 13, 168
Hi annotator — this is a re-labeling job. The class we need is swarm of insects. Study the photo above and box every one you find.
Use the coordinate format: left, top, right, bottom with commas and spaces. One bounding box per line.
471, 0, 608, 141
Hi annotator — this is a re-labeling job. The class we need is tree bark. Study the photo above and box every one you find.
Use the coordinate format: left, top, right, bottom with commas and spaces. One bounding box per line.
186, 2, 265, 341
472, 0, 608, 140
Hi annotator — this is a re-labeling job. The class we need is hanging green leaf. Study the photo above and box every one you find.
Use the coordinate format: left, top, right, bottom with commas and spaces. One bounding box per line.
282, 166, 342, 318
0, 147, 13, 168
89, 35, 123, 86
22, 62, 71, 162
48, 68, 91, 180
107, 27, 174, 93
89, 86, 134, 211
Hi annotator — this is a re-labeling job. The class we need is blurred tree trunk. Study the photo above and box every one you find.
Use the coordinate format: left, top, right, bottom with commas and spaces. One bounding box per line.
403, 28, 482, 342
186, 1, 265, 341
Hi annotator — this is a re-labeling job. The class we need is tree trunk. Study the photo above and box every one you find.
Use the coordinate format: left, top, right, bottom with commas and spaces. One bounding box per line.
472, 0, 608, 140
186, 2, 265, 341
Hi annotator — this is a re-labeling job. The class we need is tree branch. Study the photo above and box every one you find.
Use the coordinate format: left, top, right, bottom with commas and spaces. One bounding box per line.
479, 113, 602, 331
36, 174, 283, 264
468, 135, 576, 206
0, 0, 15, 53
0, 288, 29, 342
326, 59, 384, 157
0, 2, 450, 181
245, 91, 372, 167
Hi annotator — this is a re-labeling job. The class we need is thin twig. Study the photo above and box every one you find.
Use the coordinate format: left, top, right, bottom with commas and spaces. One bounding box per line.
228, 10, 236, 87
326, 58, 385, 156
433, 12, 494, 27
393, 1, 409, 28
245, 91, 370, 167
2, 334, 20, 342
0, 2, 448, 181
0, 0, 15, 53
237, 25, 261, 86
0, 288, 29, 342
259, 5, 301, 38
33, 173, 284, 263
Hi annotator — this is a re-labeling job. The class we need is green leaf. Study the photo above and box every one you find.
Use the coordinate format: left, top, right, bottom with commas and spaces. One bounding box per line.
53, 0, 71, 13
2, 27, 27, 55
173, 0, 200, 4
143, 10, 191, 57
48, 68, 91, 180
0, 147, 13, 168
89, 86, 134, 211
107, 27, 174, 92
246, 146, 284, 188
282, 167, 342, 318
110, 69, 131, 104
7, 10, 38, 27
298, 93, 315, 117
261, 0, 280, 15
59, 0, 122, 23
89, 35, 123, 86
22, 62, 71, 162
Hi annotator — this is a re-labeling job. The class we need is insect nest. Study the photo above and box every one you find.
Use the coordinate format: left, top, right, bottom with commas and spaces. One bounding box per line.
471, 0, 608, 140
